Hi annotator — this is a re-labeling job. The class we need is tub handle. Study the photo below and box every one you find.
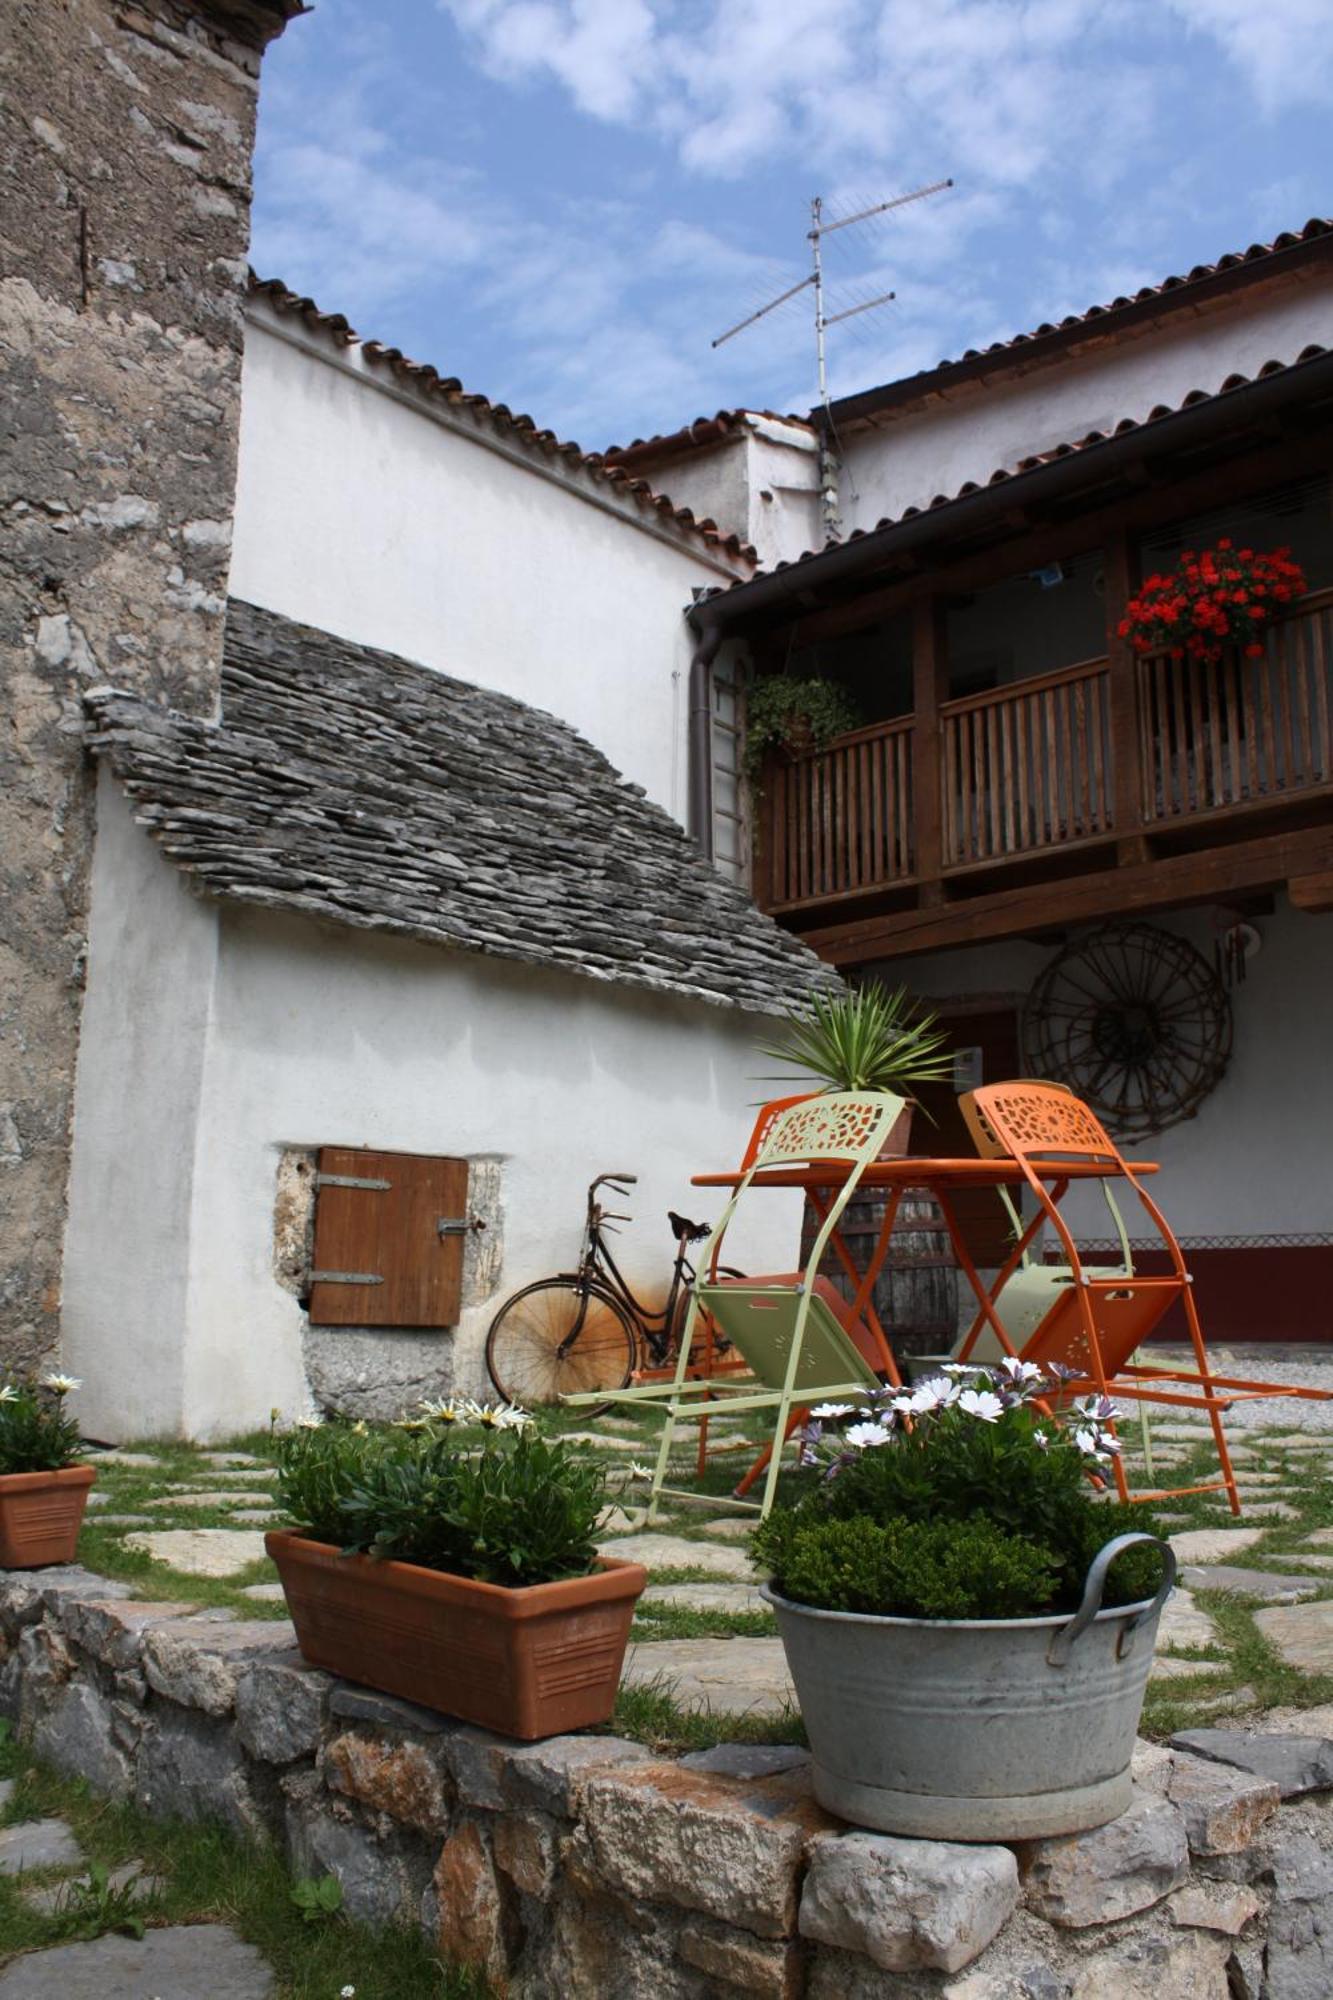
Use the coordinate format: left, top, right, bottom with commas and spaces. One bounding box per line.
1046, 1533, 1176, 1668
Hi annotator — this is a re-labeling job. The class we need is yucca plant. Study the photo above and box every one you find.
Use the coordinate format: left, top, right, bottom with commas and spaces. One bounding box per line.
756, 983, 952, 1100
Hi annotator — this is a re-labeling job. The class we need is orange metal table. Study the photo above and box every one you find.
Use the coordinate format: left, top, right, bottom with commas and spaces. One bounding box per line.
691, 1156, 1161, 1388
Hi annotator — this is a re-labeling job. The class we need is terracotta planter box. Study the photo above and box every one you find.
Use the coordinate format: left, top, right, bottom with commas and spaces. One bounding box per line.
266, 1530, 647, 1740
0, 1465, 97, 1568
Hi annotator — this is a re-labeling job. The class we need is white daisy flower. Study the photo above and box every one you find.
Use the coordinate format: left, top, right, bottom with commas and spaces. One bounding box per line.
844, 1422, 893, 1450
957, 1388, 1004, 1423
0, 1387, 18, 1406
41, 1373, 81, 1395
809, 1402, 854, 1420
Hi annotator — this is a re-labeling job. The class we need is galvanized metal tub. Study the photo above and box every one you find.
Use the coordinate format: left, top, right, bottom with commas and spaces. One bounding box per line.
762, 1532, 1175, 1841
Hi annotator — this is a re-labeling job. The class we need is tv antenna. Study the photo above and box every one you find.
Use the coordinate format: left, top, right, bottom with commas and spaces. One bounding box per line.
712, 177, 953, 541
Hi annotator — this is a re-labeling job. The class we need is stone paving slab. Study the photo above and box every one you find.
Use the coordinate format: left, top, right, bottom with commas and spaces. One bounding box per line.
1181, 1564, 1328, 1603
641, 1582, 768, 1615
1151, 1656, 1226, 1681
620, 1636, 794, 1715
1170, 1727, 1333, 1798
122, 1528, 270, 1578
1255, 1600, 1333, 1673
239, 1582, 287, 1602
1269, 1554, 1333, 1572
1157, 1589, 1219, 1652
0, 1923, 274, 1997
92, 1515, 153, 1528
696, 1518, 758, 1540
197, 1452, 266, 1468
87, 1452, 161, 1469
1169, 1528, 1265, 1564
145, 1492, 266, 1511
0, 1820, 83, 1875
596, 1533, 753, 1580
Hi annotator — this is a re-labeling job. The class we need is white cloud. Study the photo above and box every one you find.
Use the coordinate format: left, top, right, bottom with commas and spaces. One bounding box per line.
1162, 0, 1333, 112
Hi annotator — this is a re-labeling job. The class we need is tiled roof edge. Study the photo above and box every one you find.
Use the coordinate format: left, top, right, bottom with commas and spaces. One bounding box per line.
245, 274, 758, 569
710, 342, 1333, 593
826, 217, 1333, 428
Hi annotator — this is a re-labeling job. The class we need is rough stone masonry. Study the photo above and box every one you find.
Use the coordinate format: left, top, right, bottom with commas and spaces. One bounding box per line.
0, 0, 299, 1372
2, 1564, 1331, 1998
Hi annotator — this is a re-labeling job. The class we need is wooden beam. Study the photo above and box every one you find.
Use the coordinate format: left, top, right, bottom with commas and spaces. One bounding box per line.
1289, 870, 1333, 913
1103, 525, 1144, 857
910, 598, 947, 895
798, 823, 1333, 966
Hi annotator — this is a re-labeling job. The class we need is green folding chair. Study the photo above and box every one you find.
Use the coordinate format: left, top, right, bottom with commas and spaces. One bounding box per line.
564, 1090, 906, 1522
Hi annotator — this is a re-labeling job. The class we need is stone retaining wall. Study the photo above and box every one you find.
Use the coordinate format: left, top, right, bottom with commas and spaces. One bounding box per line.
1, 1565, 1329, 1997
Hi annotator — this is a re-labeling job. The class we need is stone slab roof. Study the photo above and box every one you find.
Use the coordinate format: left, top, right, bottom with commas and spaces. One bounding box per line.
85, 601, 837, 1016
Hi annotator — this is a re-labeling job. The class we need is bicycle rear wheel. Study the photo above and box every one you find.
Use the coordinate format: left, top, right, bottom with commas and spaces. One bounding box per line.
485, 1278, 637, 1407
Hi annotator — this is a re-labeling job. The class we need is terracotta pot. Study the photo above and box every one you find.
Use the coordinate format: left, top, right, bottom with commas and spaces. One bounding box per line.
878, 1103, 914, 1159
0, 1465, 96, 1568
266, 1530, 647, 1740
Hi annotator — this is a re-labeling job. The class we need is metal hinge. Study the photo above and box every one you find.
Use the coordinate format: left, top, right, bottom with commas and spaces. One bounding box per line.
316, 1174, 391, 1192
310, 1271, 383, 1286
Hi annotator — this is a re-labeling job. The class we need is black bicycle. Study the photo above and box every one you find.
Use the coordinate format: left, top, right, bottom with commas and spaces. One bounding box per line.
484, 1172, 740, 1407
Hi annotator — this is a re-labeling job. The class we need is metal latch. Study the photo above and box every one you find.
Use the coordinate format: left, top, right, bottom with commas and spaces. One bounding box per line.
316, 1175, 390, 1192
437, 1217, 469, 1238
310, 1271, 383, 1286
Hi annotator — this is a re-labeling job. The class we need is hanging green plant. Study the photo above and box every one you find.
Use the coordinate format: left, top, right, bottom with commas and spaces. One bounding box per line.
743, 674, 860, 783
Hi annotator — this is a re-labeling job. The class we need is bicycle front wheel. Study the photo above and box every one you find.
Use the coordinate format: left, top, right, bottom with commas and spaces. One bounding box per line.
485, 1279, 637, 1407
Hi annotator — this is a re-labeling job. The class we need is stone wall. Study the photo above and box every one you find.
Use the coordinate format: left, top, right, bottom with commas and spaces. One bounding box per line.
0, 0, 294, 1371
1, 1562, 1329, 1997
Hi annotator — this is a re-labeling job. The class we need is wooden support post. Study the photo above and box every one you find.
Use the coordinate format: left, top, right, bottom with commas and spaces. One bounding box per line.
1104, 528, 1150, 864
912, 596, 948, 901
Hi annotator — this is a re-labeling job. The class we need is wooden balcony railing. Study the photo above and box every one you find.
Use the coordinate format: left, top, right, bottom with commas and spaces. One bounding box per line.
941, 657, 1114, 868
754, 592, 1333, 917
760, 716, 913, 909
1139, 588, 1333, 824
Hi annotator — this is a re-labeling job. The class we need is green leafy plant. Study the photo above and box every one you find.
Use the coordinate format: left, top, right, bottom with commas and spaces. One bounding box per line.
50, 1861, 149, 1943
752, 1364, 1167, 1621
743, 674, 860, 782
756, 982, 952, 1099
0, 1376, 83, 1475
275, 1413, 612, 1588
290, 1873, 344, 1926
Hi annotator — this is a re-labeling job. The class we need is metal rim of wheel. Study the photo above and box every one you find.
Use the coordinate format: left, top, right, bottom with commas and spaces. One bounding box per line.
1023, 920, 1232, 1138
484, 1278, 637, 1407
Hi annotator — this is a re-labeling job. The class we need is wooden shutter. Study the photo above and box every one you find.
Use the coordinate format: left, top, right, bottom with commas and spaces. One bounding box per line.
308, 1148, 468, 1328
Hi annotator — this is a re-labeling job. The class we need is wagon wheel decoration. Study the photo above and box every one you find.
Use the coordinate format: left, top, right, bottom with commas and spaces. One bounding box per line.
1023, 922, 1232, 1138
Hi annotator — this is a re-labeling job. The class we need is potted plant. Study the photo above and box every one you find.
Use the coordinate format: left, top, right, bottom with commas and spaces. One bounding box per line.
266, 1403, 647, 1740
755, 982, 953, 1156
1118, 540, 1306, 664
752, 1364, 1175, 1841
755, 985, 957, 1358
0, 1374, 95, 1567
743, 674, 860, 783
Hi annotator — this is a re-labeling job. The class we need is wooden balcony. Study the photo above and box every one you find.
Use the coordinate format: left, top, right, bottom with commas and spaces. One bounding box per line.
756, 591, 1333, 927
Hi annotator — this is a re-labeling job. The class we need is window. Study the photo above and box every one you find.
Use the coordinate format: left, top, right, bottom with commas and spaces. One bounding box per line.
308, 1148, 468, 1328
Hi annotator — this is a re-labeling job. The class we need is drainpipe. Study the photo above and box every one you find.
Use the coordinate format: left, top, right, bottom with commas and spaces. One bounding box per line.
687, 612, 724, 855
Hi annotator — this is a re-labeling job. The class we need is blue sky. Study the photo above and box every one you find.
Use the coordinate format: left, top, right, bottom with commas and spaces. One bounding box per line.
251, 0, 1332, 452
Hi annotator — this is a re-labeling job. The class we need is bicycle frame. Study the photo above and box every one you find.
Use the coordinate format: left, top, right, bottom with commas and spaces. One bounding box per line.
558, 1175, 700, 1365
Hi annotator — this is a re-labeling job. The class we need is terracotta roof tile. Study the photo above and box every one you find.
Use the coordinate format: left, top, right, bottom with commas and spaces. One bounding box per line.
828, 218, 1333, 425
713, 343, 1332, 593
247, 275, 757, 567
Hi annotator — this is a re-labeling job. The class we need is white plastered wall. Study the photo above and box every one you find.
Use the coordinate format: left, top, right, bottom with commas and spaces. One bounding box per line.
63, 783, 801, 1440
839, 282, 1333, 535
884, 899, 1333, 1244
229, 316, 749, 823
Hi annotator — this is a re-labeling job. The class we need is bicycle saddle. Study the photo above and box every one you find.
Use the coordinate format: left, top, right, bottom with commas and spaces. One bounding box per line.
667, 1211, 710, 1243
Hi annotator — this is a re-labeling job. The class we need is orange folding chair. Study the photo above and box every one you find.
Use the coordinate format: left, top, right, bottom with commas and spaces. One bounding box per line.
956, 1081, 1330, 1513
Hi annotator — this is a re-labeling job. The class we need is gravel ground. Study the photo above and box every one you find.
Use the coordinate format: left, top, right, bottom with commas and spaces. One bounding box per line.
1153, 1348, 1333, 1432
